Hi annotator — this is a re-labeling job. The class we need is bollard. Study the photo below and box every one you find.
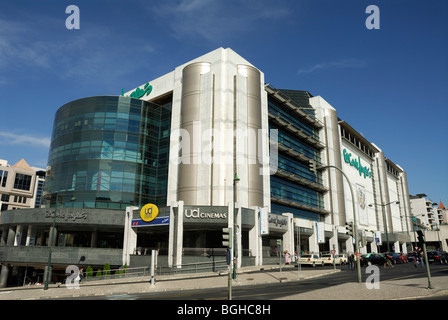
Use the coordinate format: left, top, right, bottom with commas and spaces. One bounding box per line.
150, 249, 156, 285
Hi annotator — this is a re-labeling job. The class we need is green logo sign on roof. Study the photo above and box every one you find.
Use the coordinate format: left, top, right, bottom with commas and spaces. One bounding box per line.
122, 82, 152, 99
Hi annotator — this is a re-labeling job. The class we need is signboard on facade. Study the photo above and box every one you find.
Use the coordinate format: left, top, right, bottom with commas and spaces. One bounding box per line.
260, 207, 269, 235
183, 206, 228, 223
357, 184, 368, 225
343, 148, 372, 179
123, 82, 153, 99
268, 213, 288, 231
140, 203, 159, 222
131, 216, 170, 227
375, 231, 382, 245
45, 210, 88, 221
317, 222, 325, 244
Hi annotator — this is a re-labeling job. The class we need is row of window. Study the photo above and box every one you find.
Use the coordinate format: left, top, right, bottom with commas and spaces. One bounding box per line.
277, 153, 321, 184
268, 100, 319, 140
271, 123, 321, 161
271, 203, 319, 221
0, 170, 8, 187
0, 171, 32, 191
48, 145, 170, 165
0, 193, 28, 204
268, 91, 324, 221
340, 126, 375, 158
54, 96, 144, 121
270, 176, 323, 208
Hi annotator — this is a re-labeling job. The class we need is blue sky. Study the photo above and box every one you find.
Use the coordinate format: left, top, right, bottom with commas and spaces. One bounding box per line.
0, 0, 447, 205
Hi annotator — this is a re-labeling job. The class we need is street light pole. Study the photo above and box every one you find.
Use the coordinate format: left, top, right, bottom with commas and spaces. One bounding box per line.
44, 193, 58, 290
232, 173, 240, 280
368, 200, 399, 252
314, 164, 361, 283
44, 195, 76, 290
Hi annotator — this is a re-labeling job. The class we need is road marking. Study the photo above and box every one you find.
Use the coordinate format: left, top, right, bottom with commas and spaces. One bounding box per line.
383, 267, 448, 282
0, 291, 12, 295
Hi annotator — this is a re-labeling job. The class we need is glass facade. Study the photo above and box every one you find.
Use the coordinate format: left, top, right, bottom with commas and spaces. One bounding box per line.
44, 96, 171, 209
268, 90, 325, 221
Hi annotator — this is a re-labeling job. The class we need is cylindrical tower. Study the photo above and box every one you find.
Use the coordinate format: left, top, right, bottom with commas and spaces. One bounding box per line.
237, 65, 263, 207
177, 62, 211, 205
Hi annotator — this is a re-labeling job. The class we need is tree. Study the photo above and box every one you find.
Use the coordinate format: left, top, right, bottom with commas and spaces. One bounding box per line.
103, 263, 111, 277
85, 265, 93, 278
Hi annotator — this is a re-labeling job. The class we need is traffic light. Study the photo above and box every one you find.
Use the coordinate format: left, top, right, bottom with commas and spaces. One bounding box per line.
345, 222, 354, 236
309, 160, 317, 174
222, 227, 233, 248
417, 230, 425, 245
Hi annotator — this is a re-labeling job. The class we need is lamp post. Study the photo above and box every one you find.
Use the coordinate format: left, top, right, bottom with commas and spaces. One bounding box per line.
312, 163, 361, 283
44, 195, 76, 290
368, 200, 399, 252
44, 193, 58, 290
232, 173, 240, 280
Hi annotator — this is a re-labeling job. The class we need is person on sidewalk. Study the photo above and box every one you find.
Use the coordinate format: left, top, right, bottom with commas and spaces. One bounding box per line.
285, 251, 290, 265
418, 248, 425, 268
384, 253, 394, 268
348, 254, 354, 271
77, 268, 84, 283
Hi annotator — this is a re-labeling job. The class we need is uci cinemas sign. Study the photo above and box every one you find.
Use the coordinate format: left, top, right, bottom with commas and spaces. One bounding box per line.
184, 207, 227, 220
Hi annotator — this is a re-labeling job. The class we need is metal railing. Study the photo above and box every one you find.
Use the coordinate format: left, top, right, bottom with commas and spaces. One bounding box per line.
157, 260, 228, 275
80, 260, 229, 283
82, 266, 150, 282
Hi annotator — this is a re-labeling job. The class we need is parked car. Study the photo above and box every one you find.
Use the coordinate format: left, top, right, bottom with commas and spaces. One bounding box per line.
427, 251, 448, 264
321, 254, 336, 265
400, 253, 409, 263
299, 254, 324, 267
360, 253, 385, 266
336, 254, 348, 265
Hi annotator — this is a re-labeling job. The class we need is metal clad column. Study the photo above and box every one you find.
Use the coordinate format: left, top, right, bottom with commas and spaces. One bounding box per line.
237, 65, 263, 207
376, 152, 393, 232
327, 110, 346, 225
178, 62, 211, 205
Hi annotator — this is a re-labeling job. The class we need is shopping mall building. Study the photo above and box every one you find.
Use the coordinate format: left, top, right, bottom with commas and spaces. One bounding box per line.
0, 48, 423, 286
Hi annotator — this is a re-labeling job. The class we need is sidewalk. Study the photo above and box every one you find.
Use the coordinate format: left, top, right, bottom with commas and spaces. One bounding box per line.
0, 265, 447, 300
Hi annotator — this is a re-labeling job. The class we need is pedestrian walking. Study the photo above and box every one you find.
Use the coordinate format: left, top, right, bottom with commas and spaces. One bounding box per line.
348, 254, 354, 271
413, 250, 420, 267
77, 267, 84, 283
384, 252, 393, 268
285, 250, 290, 265
400, 253, 405, 264
418, 248, 425, 267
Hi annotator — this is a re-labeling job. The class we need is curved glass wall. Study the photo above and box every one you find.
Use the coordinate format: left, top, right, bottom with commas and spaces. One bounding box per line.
44, 96, 171, 209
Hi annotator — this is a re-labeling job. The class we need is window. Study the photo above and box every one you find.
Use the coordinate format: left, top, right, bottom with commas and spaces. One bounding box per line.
0, 170, 7, 187
13, 173, 32, 191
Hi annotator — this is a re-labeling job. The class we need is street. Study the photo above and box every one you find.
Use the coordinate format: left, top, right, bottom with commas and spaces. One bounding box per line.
68, 262, 448, 300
